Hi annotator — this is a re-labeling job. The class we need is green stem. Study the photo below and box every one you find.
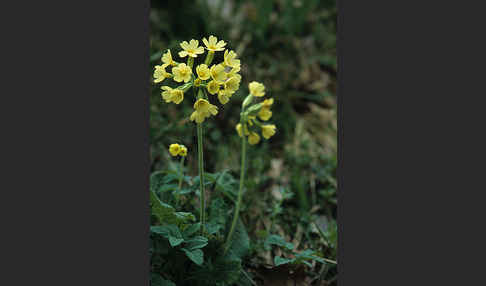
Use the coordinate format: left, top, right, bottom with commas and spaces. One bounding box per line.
197, 121, 206, 234
195, 87, 206, 235
187, 57, 194, 69
224, 116, 247, 254
204, 51, 214, 66
176, 156, 185, 206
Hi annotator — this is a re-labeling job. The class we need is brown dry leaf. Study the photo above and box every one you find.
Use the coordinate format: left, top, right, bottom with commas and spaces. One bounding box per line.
292, 224, 304, 250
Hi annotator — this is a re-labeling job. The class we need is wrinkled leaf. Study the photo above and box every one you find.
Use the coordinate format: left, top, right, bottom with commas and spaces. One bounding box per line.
181, 248, 204, 265
264, 234, 294, 250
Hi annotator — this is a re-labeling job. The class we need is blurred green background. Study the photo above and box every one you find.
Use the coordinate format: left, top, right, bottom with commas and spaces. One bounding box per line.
150, 0, 337, 283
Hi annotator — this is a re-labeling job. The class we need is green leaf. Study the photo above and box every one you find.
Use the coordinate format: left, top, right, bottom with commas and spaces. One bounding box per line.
184, 236, 208, 251
182, 222, 201, 239
209, 197, 227, 231
264, 234, 294, 250
150, 190, 195, 226
274, 256, 294, 266
181, 248, 204, 265
150, 224, 184, 247
205, 222, 221, 235
150, 273, 176, 286
159, 184, 178, 193
226, 219, 250, 261
294, 249, 326, 264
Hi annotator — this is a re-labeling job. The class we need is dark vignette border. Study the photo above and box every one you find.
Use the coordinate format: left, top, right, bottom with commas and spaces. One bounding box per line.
2, 1, 151, 285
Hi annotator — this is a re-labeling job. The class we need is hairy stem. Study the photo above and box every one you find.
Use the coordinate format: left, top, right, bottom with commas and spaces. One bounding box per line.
176, 156, 185, 207
224, 117, 247, 254
197, 122, 206, 234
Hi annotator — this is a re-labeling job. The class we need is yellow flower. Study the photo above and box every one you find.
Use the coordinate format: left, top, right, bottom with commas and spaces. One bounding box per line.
161, 86, 184, 104
196, 64, 210, 80
224, 50, 239, 67
249, 81, 265, 97
235, 123, 250, 137
217, 89, 231, 104
261, 124, 276, 139
248, 132, 260, 145
178, 39, 205, 58
179, 145, 188, 156
261, 98, 274, 107
153, 64, 171, 83
258, 108, 272, 121
202, 35, 226, 52
172, 63, 192, 83
210, 64, 226, 83
226, 63, 241, 79
236, 123, 243, 137
169, 144, 181, 156
190, 99, 218, 123
162, 49, 176, 66
207, 80, 220, 95
258, 98, 274, 121
224, 76, 240, 94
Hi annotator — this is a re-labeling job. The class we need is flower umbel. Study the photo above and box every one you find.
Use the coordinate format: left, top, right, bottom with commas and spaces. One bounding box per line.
235, 82, 277, 144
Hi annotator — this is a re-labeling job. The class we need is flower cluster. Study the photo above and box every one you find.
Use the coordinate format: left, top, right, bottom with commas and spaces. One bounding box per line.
153, 36, 242, 124
169, 143, 188, 157
236, 82, 277, 145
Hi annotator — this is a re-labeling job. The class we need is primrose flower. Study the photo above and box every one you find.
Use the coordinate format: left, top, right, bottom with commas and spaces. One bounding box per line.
169, 143, 187, 157
190, 99, 218, 123
236, 123, 250, 137
161, 86, 184, 104
248, 132, 261, 145
153, 64, 171, 83
226, 63, 241, 79
179, 39, 205, 58
258, 98, 274, 121
202, 35, 226, 52
224, 76, 240, 95
249, 81, 265, 97
179, 145, 188, 156
172, 63, 192, 83
162, 49, 176, 66
261, 124, 277, 139
217, 89, 232, 105
207, 80, 220, 95
236, 123, 243, 137
224, 50, 239, 68
169, 144, 181, 156
196, 64, 210, 80
210, 64, 226, 83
